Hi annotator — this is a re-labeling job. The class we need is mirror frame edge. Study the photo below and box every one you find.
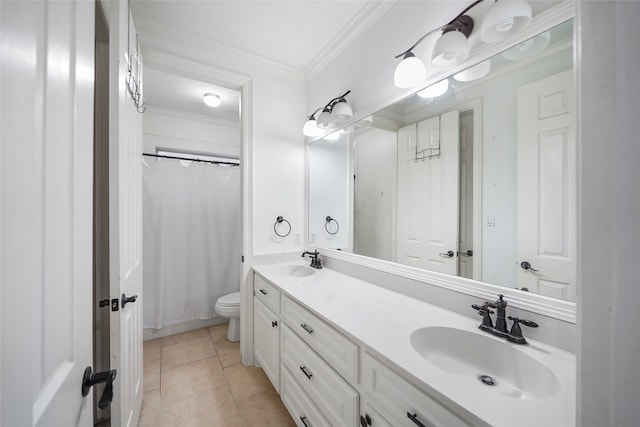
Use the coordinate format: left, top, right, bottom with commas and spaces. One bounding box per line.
304, 2, 577, 323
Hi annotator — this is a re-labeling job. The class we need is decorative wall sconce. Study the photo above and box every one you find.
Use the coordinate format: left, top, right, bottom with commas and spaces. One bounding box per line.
303, 90, 353, 137
393, 0, 532, 88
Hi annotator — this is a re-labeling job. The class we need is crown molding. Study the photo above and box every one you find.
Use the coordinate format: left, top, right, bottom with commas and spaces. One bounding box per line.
304, 0, 397, 79
145, 105, 240, 128
134, 15, 305, 78
135, 2, 396, 80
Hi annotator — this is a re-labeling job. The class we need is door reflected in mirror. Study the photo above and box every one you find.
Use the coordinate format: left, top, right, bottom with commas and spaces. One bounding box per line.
308, 19, 575, 301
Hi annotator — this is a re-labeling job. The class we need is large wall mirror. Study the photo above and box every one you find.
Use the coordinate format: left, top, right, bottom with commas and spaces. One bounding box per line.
308, 17, 575, 304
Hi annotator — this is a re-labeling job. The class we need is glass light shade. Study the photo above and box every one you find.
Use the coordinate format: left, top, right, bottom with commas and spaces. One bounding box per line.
203, 92, 221, 108
454, 60, 491, 82
417, 79, 449, 99
303, 118, 322, 137
393, 53, 426, 88
502, 31, 550, 61
431, 31, 470, 69
331, 100, 353, 122
480, 1, 532, 43
323, 132, 340, 141
316, 110, 335, 129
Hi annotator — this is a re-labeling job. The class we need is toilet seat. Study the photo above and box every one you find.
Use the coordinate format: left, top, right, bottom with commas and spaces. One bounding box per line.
216, 291, 240, 307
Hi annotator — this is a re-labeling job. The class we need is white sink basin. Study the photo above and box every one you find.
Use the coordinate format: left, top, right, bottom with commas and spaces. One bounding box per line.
410, 326, 560, 399
270, 264, 316, 278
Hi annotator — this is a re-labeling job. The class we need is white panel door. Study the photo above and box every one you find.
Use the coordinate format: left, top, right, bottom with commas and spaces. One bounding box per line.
396, 111, 460, 275
517, 70, 575, 301
1, 1, 95, 425
109, 2, 144, 426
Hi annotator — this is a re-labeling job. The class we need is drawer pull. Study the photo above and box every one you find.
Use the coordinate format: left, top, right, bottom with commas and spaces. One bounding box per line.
300, 415, 310, 427
259, 289, 268, 295
407, 412, 427, 427
300, 323, 314, 334
272, 320, 278, 328
299, 365, 313, 380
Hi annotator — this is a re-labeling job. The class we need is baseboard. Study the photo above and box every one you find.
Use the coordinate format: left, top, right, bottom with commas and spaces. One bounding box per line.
143, 317, 229, 341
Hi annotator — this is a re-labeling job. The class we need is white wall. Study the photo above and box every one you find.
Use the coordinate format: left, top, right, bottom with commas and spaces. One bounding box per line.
143, 107, 240, 157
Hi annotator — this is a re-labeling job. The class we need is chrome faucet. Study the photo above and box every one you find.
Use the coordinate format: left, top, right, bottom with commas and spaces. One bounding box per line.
471, 294, 538, 344
301, 250, 322, 269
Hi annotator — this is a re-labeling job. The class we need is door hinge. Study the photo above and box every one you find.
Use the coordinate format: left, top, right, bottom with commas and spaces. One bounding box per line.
241, 255, 245, 263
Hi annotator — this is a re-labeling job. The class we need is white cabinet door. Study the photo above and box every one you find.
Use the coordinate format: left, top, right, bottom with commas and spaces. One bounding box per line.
517, 70, 575, 301
1, 1, 95, 425
254, 298, 281, 392
396, 111, 460, 274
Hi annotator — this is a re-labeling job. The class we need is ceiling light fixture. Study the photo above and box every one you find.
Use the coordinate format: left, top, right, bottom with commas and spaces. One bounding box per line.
303, 90, 353, 136
203, 93, 221, 108
393, 0, 532, 88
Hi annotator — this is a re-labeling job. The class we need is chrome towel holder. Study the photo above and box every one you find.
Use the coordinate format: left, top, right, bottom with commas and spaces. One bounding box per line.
274, 216, 292, 237
325, 216, 339, 235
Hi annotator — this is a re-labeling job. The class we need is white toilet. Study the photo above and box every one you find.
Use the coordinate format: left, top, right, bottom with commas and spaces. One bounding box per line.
215, 291, 241, 342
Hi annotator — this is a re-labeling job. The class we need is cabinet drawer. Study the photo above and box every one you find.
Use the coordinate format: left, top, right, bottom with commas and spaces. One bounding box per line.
362, 352, 478, 427
281, 365, 331, 427
254, 273, 280, 313
281, 295, 358, 383
282, 324, 358, 427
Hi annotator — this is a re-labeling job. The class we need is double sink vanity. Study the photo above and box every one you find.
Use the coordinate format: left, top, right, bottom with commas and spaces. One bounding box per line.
252, 258, 576, 427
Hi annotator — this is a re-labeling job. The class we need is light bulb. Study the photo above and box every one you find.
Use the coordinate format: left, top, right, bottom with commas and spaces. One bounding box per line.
393, 52, 426, 88
417, 79, 449, 99
203, 93, 221, 108
303, 118, 322, 137
454, 60, 491, 82
431, 31, 470, 69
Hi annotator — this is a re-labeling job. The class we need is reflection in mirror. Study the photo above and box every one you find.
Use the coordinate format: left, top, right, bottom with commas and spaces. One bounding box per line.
308, 19, 575, 301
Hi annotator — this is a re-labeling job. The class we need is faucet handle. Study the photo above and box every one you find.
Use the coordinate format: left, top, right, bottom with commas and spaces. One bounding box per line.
508, 316, 538, 328
472, 303, 494, 328
471, 303, 493, 314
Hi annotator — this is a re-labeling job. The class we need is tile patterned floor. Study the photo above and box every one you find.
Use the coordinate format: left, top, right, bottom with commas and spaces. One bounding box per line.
140, 324, 295, 427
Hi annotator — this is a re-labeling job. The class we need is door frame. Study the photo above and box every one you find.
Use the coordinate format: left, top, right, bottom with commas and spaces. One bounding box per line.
139, 48, 255, 364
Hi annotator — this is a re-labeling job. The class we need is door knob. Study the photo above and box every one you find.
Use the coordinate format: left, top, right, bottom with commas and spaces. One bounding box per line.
520, 261, 539, 272
121, 293, 138, 308
81, 367, 117, 409
439, 250, 454, 258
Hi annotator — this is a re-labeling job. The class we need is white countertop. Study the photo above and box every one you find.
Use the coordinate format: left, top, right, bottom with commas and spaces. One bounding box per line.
253, 261, 576, 427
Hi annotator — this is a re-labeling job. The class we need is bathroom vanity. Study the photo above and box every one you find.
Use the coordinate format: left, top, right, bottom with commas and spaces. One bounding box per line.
252, 262, 576, 427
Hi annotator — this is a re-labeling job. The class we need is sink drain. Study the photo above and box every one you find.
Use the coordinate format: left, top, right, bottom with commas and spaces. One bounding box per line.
478, 374, 496, 386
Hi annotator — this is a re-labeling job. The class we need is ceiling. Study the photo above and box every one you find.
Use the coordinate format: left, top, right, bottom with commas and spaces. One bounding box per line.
143, 68, 241, 122
131, 0, 388, 74
133, 0, 390, 121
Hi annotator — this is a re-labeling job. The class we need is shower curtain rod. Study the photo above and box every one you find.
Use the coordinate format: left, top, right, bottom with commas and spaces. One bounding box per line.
142, 152, 239, 166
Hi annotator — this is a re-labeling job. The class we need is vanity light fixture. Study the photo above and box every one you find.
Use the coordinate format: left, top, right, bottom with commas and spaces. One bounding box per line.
393, 0, 532, 88
203, 93, 221, 108
480, 0, 532, 43
303, 90, 353, 136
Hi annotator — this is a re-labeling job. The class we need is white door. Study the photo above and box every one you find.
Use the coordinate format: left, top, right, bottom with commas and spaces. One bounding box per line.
517, 70, 575, 301
1, 1, 95, 425
396, 111, 460, 274
108, 2, 144, 425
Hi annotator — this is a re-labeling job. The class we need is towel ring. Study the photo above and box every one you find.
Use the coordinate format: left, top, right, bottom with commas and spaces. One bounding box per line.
274, 216, 292, 238
325, 216, 340, 235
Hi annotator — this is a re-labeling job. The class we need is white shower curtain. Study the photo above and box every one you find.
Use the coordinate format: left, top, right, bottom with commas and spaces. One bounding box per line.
143, 158, 241, 329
